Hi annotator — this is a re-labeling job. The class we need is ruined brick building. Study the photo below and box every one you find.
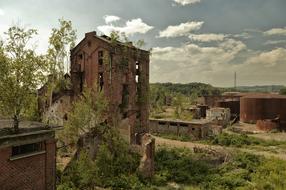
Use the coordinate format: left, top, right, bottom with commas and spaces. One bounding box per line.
70, 31, 150, 142
39, 31, 154, 177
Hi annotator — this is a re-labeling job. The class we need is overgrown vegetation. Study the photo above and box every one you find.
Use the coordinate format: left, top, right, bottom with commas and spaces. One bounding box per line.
0, 25, 47, 131
153, 147, 286, 190
210, 132, 286, 148
57, 129, 144, 190
151, 83, 222, 97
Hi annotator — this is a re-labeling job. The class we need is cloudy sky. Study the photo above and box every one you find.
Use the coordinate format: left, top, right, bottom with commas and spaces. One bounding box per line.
1, 0, 286, 87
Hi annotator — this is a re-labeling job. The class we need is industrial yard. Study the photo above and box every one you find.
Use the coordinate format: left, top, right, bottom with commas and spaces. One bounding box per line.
1, 0, 286, 190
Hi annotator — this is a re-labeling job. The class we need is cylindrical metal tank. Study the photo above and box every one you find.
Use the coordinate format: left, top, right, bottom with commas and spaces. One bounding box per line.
240, 94, 286, 129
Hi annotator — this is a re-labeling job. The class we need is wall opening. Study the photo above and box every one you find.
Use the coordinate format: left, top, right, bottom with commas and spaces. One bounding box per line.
135, 61, 140, 83
98, 51, 104, 66
99, 72, 104, 91
120, 84, 129, 118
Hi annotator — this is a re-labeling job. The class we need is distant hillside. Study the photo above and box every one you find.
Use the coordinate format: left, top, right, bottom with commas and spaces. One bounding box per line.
150, 83, 222, 96
150, 83, 286, 97
225, 85, 285, 93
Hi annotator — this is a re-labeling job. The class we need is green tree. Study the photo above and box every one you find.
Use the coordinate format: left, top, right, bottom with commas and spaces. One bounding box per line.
45, 19, 76, 107
280, 88, 286, 95
63, 86, 108, 143
173, 93, 184, 119
0, 26, 46, 132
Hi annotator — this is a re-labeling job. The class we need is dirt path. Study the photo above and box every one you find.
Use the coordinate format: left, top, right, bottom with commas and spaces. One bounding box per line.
154, 136, 286, 160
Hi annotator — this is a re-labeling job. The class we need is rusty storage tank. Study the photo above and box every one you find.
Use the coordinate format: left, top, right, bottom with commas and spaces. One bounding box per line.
240, 94, 286, 129
216, 99, 240, 119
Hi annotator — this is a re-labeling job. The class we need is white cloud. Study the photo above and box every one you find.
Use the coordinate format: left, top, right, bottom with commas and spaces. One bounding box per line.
159, 21, 204, 38
0, 8, 5, 16
150, 38, 286, 86
104, 15, 120, 24
246, 48, 286, 67
264, 27, 286, 36
97, 18, 153, 36
151, 38, 246, 84
264, 40, 286, 45
173, 0, 201, 6
189, 33, 225, 42
232, 32, 252, 39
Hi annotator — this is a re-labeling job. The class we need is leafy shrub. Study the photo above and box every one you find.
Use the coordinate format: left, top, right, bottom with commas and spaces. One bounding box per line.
58, 129, 143, 190
210, 133, 284, 147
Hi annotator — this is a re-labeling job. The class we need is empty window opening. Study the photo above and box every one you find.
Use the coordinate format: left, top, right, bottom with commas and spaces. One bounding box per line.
12, 142, 44, 157
63, 114, 68, 121
136, 112, 141, 119
135, 75, 139, 83
158, 122, 166, 125
88, 41, 91, 47
80, 72, 84, 92
98, 59, 103, 65
180, 123, 188, 127
192, 128, 195, 131
78, 54, 83, 60
135, 62, 140, 84
99, 72, 104, 91
120, 84, 129, 118
98, 51, 104, 66
170, 122, 177, 126
98, 51, 104, 57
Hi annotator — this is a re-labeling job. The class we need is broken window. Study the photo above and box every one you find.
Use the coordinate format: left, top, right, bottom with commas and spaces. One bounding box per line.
12, 142, 44, 157
99, 72, 104, 91
136, 61, 140, 83
136, 111, 141, 119
80, 72, 84, 92
98, 50, 104, 66
135, 75, 139, 83
170, 122, 177, 126
63, 114, 68, 121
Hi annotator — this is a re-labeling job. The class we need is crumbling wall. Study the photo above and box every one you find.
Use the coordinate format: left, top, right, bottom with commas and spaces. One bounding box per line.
206, 108, 231, 127
149, 119, 215, 140
256, 120, 279, 132
136, 133, 155, 178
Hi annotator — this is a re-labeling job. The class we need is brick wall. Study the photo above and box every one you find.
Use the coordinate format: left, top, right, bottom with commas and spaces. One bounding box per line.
0, 139, 56, 190
70, 33, 150, 143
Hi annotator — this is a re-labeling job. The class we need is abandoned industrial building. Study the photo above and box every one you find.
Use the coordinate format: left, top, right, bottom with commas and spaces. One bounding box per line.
37, 31, 155, 178
0, 120, 57, 190
71, 31, 150, 142
149, 118, 222, 140
197, 92, 286, 132
39, 31, 150, 143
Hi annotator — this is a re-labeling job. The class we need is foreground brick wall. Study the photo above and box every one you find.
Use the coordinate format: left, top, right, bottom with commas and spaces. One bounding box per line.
0, 139, 56, 190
